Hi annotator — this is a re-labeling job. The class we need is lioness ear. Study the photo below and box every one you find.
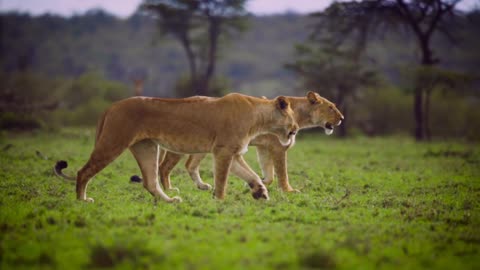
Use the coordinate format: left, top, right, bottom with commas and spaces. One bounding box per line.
260, 96, 268, 100
307, 91, 319, 104
275, 96, 289, 111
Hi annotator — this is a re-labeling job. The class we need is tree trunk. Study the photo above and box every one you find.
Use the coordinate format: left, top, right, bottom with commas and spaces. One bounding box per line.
413, 86, 424, 140
198, 17, 221, 96
424, 89, 432, 140
180, 37, 198, 95
338, 104, 347, 137
415, 35, 435, 141
336, 90, 347, 137
419, 42, 435, 141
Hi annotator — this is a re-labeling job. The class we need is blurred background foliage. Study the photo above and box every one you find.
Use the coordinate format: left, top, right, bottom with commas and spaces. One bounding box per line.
0, 1, 479, 140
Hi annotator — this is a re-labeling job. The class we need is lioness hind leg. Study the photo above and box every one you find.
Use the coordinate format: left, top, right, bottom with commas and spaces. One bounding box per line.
185, 154, 212, 190
130, 140, 182, 203
77, 145, 125, 202
256, 146, 275, 186
159, 151, 183, 192
231, 155, 269, 200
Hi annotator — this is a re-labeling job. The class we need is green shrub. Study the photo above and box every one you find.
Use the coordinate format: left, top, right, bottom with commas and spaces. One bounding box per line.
0, 112, 45, 130
429, 93, 480, 141
0, 71, 130, 129
351, 87, 412, 136
174, 75, 230, 97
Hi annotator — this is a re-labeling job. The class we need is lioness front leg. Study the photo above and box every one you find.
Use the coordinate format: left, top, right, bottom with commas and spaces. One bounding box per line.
256, 146, 275, 186
159, 151, 183, 192
212, 149, 234, 200
185, 154, 212, 190
231, 155, 269, 200
272, 148, 299, 193
130, 140, 182, 203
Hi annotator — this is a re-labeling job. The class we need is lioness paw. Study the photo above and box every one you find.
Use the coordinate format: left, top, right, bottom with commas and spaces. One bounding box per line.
252, 186, 269, 200
169, 187, 180, 193
262, 178, 274, 186
259, 193, 270, 200
85, 197, 95, 203
283, 186, 301, 193
197, 183, 212, 191
170, 196, 183, 203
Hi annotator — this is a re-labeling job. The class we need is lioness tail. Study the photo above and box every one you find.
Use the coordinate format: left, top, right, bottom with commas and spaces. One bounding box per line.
54, 160, 76, 180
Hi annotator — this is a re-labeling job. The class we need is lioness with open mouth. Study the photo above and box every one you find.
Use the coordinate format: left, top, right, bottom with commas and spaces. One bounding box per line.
152, 91, 343, 193
54, 93, 298, 203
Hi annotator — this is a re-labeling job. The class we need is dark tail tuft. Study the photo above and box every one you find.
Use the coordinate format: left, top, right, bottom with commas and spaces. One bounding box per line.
54, 160, 76, 180
130, 175, 142, 183
56, 160, 68, 170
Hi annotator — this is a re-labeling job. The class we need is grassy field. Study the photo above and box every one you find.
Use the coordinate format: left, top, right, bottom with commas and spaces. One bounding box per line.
1, 129, 479, 269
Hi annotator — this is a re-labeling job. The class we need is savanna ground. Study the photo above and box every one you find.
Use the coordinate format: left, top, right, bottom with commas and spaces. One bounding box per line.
0, 128, 479, 269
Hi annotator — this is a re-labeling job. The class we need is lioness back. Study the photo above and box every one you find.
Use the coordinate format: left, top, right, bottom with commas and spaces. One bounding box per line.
96, 93, 272, 154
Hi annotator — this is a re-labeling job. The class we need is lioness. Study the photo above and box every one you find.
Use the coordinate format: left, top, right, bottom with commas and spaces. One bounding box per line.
152, 91, 344, 193
54, 93, 299, 203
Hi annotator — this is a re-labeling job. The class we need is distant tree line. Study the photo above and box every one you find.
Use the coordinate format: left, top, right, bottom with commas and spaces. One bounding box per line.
0, 1, 479, 140
287, 0, 479, 140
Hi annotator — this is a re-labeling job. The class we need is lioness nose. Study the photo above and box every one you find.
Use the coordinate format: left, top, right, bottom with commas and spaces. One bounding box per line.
289, 124, 299, 136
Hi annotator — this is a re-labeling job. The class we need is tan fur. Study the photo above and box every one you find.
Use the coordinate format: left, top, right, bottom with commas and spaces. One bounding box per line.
157, 91, 344, 192
56, 93, 299, 203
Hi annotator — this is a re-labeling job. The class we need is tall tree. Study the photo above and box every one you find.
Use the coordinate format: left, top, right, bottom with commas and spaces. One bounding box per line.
287, 1, 379, 137
141, 0, 248, 96
286, 41, 378, 137
313, 0, 462, 140
403, 66, 473, 138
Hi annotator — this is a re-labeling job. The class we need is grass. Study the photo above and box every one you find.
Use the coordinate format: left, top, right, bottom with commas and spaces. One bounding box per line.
0, 128, 479, 269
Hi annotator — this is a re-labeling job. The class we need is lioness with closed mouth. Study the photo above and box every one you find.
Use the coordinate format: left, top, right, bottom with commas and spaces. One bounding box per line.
150, 91, 343, 193
54, 93, 299, 203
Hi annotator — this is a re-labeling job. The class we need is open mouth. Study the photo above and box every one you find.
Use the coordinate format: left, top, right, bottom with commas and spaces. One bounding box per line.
280, 131, 297, 146
324, 122, 334, 135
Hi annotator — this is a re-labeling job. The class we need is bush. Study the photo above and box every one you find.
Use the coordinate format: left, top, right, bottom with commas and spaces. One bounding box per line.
68, 98, 110, 126
53, 72, 129, 126
0, 112, 44, 130
174, 75, 230, 97
0, 71, 130, 130
63, 72, 129, 109
429, 93, 480, 141
351, 86, 412, 136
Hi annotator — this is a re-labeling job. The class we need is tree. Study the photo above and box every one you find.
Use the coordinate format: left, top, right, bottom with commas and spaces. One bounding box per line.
286, 41, 378, 137
141, 0, 248, 96
287, 1, 379, 137
403, 66, 473, 139
313, 0, 462, 141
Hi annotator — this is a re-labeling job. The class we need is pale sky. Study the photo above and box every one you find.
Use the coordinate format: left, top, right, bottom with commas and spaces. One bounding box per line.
0, 0, 477, 17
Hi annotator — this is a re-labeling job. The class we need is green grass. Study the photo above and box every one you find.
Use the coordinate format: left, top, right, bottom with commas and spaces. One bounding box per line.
1, 129, 479, 269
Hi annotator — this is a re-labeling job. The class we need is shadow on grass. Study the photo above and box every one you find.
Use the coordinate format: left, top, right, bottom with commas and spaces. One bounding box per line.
8, 252, 55, 268
299, 250, 336, 269
88, 242, 164, 268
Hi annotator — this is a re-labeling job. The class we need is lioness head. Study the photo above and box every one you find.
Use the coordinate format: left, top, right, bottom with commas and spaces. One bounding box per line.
306, 91, 344, 135
271, 96, 299, 146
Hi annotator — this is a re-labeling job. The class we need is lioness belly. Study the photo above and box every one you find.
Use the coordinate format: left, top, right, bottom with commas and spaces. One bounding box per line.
151, 126, 215, 154
155, 138, 212, 154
